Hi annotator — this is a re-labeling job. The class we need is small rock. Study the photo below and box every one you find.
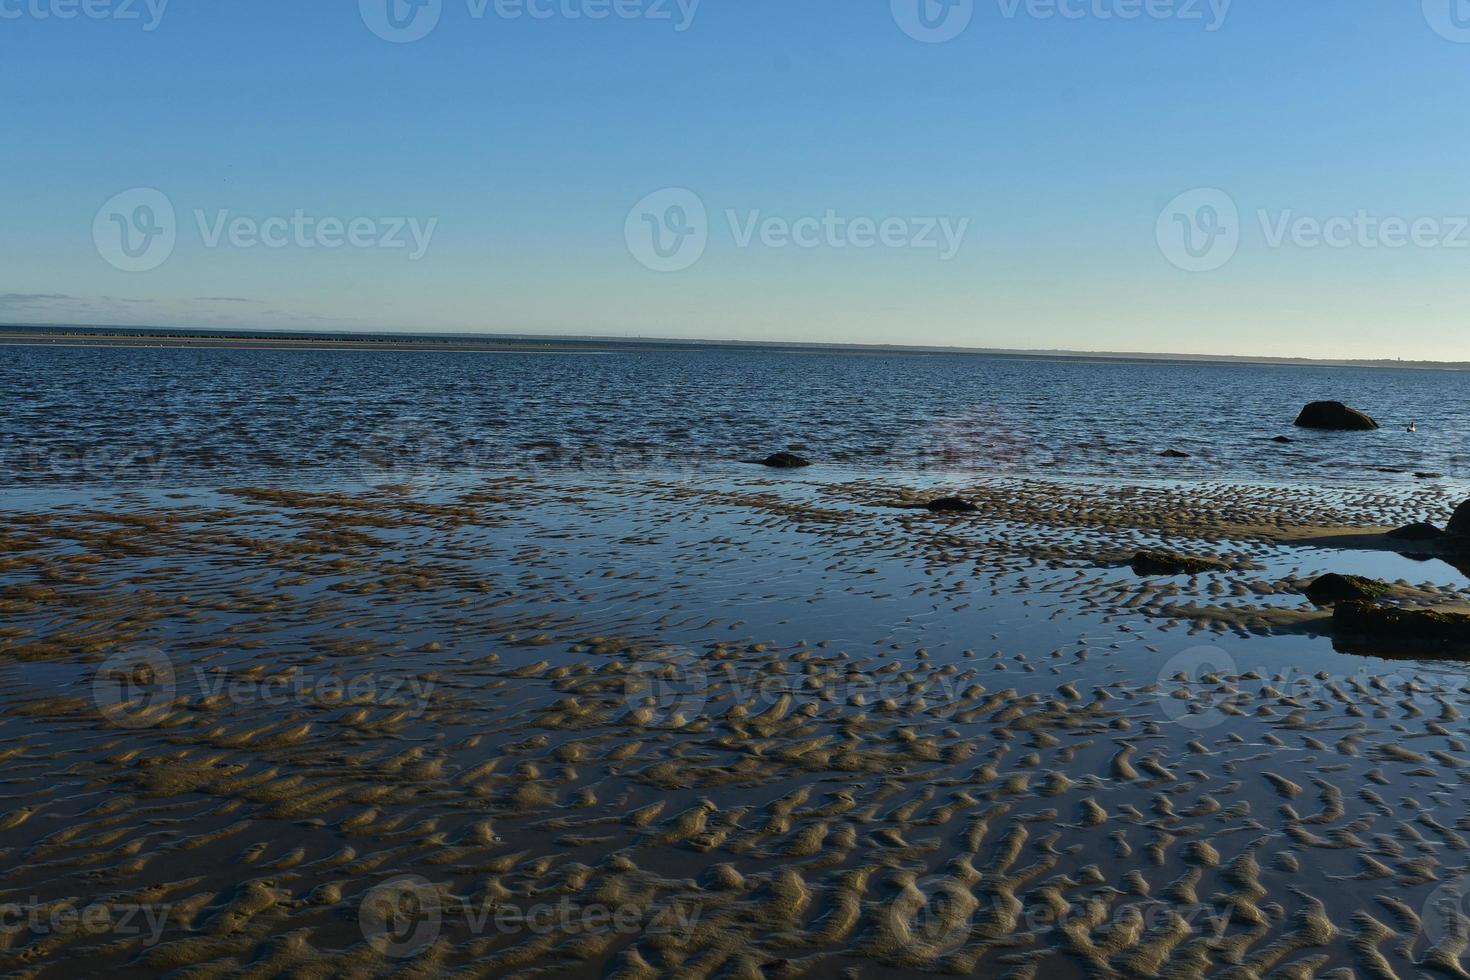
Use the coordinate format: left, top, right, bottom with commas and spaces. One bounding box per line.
1130, 551, 1228, 576
1293, 401, 1379, 431
1159, 449, 1191, 459
1270, 436, 1294, 444
759, 453, 811, 469
1303, 573, 1391, 605
926, 497, 978, 514
1388, 522, 1444, 541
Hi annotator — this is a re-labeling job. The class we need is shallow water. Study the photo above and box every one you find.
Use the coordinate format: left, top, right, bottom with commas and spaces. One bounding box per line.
1, 474, 1468, 977
4, 344, 1469, 487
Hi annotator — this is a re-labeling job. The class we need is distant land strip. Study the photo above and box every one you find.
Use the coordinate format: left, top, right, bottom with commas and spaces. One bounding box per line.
3, 324, 1467, 371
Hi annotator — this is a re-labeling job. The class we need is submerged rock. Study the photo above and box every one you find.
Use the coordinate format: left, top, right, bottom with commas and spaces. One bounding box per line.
1389, 522, 1444, 542
759, 453, 811, 469
1293, 401, 1379, 431
1159, 449, 1191, 459
1129, 551, 1227, 576
1303, 573, 1391, 605
1270, 436, 1294, 444
1333, 601, 1470, 654
925, 497, 978, 514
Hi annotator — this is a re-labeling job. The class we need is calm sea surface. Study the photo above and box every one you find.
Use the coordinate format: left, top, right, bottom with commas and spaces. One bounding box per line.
4, 344, 1469, 488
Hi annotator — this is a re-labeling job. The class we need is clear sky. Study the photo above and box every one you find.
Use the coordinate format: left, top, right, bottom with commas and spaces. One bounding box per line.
4, 1, 1469, 359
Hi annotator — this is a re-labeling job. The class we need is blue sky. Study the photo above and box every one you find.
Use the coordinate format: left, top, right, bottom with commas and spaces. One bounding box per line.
4, 1, 1470, 358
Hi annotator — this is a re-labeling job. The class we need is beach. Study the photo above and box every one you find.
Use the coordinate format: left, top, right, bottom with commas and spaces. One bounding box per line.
2, 461, 1469, 977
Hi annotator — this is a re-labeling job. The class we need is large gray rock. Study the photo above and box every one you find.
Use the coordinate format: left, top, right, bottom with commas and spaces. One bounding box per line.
1293, 401, 1378, 431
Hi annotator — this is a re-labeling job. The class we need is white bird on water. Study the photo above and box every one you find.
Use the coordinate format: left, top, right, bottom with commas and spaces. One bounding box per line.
1408, 421, 1418, 433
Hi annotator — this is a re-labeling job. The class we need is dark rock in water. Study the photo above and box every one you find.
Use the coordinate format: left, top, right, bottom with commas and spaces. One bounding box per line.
1449, 500, 1470, 537
759, 453, 811, 469
1333, 601, 1470, 654
1294, 401, 1378, 431
926, 497, 978, 513
1130, 551, 1227, 576
1414, 473, 1444, 480
1159, 449, 1191, 459
1389, 522, 1444, 542
1303, 573, 1391, 605
1270, 436, 1294, 444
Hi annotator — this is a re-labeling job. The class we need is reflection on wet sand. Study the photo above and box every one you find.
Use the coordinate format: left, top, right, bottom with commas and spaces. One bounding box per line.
1, 475, 1468, 978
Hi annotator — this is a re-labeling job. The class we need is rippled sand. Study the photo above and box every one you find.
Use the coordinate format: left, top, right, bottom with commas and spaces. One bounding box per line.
1, 475, 1467, 978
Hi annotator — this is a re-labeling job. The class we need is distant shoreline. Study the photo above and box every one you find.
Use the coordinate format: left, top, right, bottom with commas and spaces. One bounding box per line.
3, 324, 1467, 371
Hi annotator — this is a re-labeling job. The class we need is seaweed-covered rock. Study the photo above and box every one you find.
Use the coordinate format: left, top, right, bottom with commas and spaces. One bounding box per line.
925, 497, 978, 514
1293, 401, 1379, 431
759, 453, 811, 469
1303, 573, 1391, 605
1449, 500, 1470, 537
1388, 522, 1444, 542
1333, 601, 1470, 654
1130, 551, 1227, 576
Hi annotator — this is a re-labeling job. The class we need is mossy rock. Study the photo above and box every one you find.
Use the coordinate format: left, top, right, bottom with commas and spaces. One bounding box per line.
1303, 573, 1392, 605
1333, 601, 1470, 655
1130, 551, 1228, 576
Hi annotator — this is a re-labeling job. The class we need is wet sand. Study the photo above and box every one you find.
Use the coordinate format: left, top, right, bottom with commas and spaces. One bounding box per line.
1, 474, 1468, 978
